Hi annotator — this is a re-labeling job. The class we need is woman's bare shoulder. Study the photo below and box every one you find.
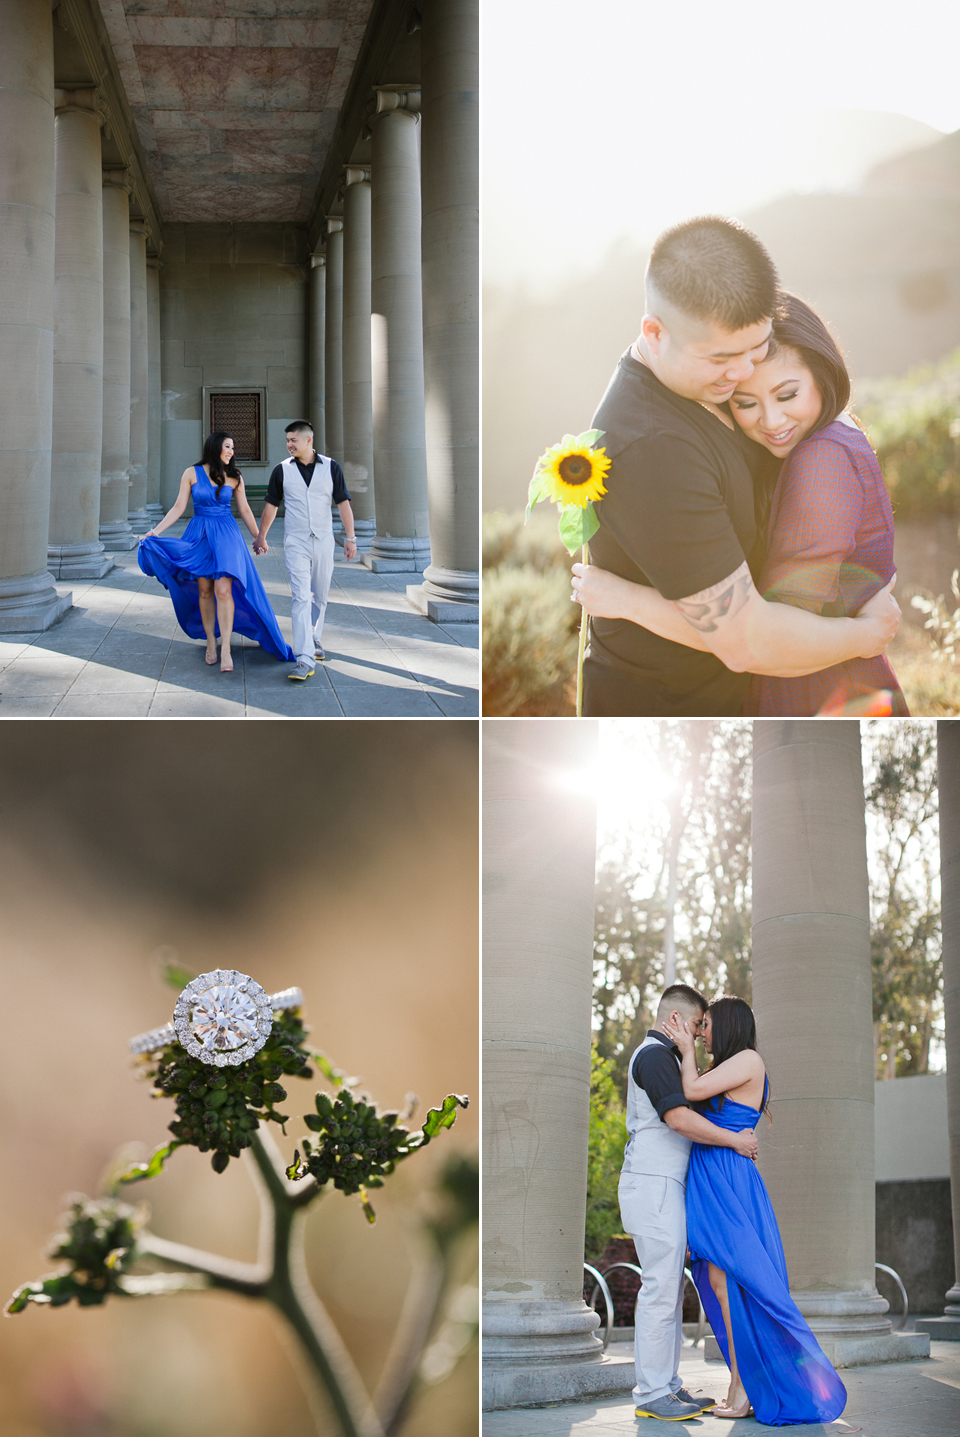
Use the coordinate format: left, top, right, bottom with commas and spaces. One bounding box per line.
181, 464, 198, 485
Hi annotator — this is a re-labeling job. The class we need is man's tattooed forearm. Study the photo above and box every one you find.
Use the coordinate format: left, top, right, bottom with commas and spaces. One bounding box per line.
675, 564, 752, 634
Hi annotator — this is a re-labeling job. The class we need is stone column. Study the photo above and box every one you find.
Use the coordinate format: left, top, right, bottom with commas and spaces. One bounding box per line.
340, 165, 376, 551
48, 87, 112, 580
0, 0, 71, 630
407, 0, 479, 622
99, 169, 135, 551
145, 256, 163, 522
126, 220, 150, 533
308, 252, 326, 455
483, 720, 615, 1410
323, 217, 344, 466
917, 722, 960, 1339
751, 721, 927, 1364
364, 89, 431, 575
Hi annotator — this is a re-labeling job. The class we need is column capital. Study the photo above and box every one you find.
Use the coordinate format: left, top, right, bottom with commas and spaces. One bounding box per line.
54, 86, 104, 124
129, 219, 150, 237
310, 252, 326, 269
343, 165, 371, 187
372, 86, 421, 117
146, 256, 163, 270
326, 216, 343, 235
102, 167, 131, 193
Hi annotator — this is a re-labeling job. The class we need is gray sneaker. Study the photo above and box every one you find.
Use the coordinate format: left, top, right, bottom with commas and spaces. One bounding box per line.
635, 1392, 702, 1420
676, 1388, 716, 1411
287, 661, 315, 682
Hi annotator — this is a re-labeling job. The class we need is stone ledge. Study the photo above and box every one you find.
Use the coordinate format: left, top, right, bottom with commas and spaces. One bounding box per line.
704, 1331, 929, 1367
361, 553, 428, 574
482, 1351, 635, 1411
0, 591, 72, 634
916, 1316, 960, 1340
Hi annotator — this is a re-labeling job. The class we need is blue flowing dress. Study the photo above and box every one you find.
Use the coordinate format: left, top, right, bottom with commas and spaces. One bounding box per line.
138, 466, 294, 662
686, 1080, 847, 1426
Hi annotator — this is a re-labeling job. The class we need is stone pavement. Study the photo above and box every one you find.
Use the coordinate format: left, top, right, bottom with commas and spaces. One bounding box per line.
482, 1338, 960, 1437
0, 520, 478, 719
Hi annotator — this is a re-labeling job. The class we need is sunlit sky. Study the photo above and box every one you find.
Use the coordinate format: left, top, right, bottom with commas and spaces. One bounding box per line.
483, 0, 960, 293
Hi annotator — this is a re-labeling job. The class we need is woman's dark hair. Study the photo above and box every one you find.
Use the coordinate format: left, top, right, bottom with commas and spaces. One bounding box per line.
707, 995, 770, 1119
752, 291, 853, 541
201, 431, 240, 498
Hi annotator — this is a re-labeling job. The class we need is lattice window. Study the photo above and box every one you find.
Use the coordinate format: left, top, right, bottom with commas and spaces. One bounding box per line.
209, 392, 261, 462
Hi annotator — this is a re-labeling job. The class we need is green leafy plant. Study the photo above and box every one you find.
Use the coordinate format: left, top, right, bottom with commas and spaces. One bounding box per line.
6, 974, 473, 1437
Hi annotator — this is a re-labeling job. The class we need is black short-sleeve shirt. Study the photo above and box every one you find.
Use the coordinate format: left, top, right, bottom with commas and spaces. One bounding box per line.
265, 456, 351, 509
583, 351, 762, 717
632, 1030, 692, 1121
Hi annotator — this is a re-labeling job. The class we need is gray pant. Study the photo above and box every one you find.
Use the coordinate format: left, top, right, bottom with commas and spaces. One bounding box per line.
285, 532, 336, 664
618, 1172, 687, 1406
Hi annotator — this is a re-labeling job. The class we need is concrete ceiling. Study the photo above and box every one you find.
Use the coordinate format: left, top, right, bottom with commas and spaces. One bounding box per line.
92, 0, 376, 222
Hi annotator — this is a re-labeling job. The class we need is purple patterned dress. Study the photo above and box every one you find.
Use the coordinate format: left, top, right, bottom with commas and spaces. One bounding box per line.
744, 421, 908, 716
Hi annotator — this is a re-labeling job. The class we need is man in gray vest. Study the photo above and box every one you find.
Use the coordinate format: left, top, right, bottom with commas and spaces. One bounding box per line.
621, 982, 758, 1420
254, 420, 358, 681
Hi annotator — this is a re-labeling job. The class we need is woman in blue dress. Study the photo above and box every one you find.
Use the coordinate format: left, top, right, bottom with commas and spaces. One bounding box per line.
138, 431, 294, 672
663, 996, 847, 1425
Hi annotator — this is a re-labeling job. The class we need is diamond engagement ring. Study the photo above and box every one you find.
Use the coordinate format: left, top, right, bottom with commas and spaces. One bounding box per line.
129, 970, 304, 1067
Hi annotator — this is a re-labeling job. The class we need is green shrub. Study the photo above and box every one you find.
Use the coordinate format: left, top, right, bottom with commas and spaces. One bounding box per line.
585, 1043, 628, 1263
856, 349, 960, 519
482, 507, 572, 573
482, 562, 578, 715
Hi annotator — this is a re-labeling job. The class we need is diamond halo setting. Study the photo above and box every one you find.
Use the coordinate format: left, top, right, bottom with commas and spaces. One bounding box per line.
173, 970, 274, 1065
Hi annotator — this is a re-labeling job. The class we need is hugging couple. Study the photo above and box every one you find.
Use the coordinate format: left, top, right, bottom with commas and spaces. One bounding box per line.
570, 215, 908, 717
620, 983, 846, 1424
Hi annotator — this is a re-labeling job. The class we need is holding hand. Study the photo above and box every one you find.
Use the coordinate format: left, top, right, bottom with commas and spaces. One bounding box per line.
571, 562, 638, 620
854, 574, 900, 656
731, 1129, 759, 1162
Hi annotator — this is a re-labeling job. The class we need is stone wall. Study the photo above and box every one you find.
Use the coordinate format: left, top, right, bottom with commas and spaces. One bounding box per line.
159, 223, 310, 508
876, 1179, 954, 1316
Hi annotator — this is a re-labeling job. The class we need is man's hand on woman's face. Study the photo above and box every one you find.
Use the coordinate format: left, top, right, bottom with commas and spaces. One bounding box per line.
662, 1011, 696, 1053
854, 574, 900, 656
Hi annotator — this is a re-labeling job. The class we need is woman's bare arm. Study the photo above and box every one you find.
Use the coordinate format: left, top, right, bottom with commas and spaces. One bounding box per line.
233, 477, 260, 539
142, 469, 193, 539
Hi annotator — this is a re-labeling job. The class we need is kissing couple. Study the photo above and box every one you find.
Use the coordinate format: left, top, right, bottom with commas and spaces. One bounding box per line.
570, 215, 908, 718
620, 982, 847, 1423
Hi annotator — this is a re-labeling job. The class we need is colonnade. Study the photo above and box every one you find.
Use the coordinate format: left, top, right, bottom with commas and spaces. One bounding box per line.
482, 720, 934, 1411
311, 0, 479, 619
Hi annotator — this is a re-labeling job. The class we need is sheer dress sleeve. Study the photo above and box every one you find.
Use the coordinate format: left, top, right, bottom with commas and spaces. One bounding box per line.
761, 438, 863, 614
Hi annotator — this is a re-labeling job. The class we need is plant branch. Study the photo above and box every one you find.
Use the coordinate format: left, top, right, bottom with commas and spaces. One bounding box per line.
137, 1232, 268, 1298
373, 1245, 445, 1434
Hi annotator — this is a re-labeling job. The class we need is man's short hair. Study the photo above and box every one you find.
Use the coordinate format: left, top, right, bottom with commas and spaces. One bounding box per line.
647, 216, 778, 331
285, 420, 314, 436
658, 982, 708, 1014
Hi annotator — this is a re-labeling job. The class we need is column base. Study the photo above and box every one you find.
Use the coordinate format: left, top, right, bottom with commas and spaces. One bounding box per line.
126, 508, 152, 535
146, 503, 164, 522
483, 1352, 634, 1411
705, 1330, 929, 1367
100, 521, 137, 552
334, 516, 375, 553
916, 1316, 960, 1339
48, 543, 115, 581
362, 535, 431, 574
0, 572, 72, 632
406, 565, 479, 622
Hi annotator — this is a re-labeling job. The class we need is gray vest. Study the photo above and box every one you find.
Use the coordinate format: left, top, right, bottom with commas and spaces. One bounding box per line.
281, 454, 334, 539
621, 1034, 692, 1184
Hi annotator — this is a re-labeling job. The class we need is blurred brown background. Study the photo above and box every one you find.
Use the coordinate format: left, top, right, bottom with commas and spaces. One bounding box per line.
0, 722, 479, 1437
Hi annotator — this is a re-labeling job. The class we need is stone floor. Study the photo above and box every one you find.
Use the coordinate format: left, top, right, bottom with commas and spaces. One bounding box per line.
0, 521, 478, 719
483, 1338, 960, 1436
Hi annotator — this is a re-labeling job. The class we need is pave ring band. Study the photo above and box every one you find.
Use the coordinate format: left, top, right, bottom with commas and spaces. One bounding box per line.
129, 970, 303, 1067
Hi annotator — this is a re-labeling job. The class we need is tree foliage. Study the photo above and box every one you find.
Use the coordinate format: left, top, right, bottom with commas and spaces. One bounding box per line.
585, 1044, 628, 1263
863, 720, 942, 1078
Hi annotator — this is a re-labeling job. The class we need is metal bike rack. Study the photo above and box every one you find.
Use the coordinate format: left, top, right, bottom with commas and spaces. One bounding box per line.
583, 1263, 615, 1351
584, 1260, 707, 1352
876, 1262, 909, 1332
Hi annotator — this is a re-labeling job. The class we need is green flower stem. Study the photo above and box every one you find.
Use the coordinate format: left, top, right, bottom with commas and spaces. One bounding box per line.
136, 1128, 383, 1437
576, 543, 589, 717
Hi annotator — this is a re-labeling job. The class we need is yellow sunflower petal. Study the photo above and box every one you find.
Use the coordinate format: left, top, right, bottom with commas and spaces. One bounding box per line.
539, 440, 611, 509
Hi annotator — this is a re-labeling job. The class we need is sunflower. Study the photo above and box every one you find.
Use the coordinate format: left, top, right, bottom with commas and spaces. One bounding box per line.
538, 436, 611, 508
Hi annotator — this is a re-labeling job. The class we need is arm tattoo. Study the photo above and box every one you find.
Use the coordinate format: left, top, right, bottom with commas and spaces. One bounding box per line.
675, 562, 753, 634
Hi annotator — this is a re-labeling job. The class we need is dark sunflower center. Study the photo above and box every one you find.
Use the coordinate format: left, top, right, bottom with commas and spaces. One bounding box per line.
558, 455, 591, 485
